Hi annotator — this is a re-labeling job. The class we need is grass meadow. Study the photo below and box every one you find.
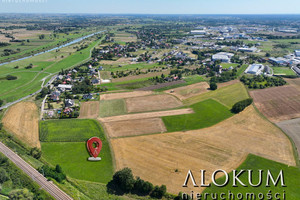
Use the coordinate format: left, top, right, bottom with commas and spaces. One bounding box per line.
99, 99, 127, 117
162, 99, 233, 132
272, 66, 296, 75
40, 119, 113, 183
39, 119, 102, 142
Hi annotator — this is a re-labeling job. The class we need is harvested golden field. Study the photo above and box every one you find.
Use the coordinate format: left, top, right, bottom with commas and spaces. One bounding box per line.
250, 85, 300, 122
111, 106, 295, 194
79, 101, 100, 119
165, 82, 209, 100
100, 91, 153, 101
126, 94, 182, 113
98, 108, 193, 123
2, 102, 40, 148
104, 118, 166, 138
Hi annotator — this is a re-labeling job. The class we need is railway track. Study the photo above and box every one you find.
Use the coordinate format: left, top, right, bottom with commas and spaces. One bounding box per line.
0, 142, 72, 200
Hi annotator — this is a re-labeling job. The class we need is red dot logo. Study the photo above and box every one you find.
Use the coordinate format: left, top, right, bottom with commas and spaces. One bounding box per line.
87, 137, 102, 161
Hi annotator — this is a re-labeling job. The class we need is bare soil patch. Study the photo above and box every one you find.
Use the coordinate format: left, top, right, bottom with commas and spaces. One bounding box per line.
2, 102, 40, 148
100, 91, 153, 100
79, 101, 100, 119
165, 82, 209, 100
111, 106, 295, 194
104, 118, 166, 138
250, 85, 300, 122
218, 79, 240, 88
98, 108, 193, 123
126, 94, 182, 113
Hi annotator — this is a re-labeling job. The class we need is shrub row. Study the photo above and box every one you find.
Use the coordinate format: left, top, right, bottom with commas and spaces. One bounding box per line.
231, 98, 253, 113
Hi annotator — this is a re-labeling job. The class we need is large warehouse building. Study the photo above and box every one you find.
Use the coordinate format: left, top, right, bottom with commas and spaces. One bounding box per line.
245, 64, 264, 75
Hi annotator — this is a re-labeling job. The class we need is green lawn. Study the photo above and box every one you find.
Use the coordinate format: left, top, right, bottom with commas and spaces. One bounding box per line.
220, 63, 240, 69
162, 99, 233, 132
203, 154, 300, 200
39, 119, 103, 142
42, 142, 113, 183
183, 82, 249, 108
272, 67, 296, 75
99, 99, 127, 117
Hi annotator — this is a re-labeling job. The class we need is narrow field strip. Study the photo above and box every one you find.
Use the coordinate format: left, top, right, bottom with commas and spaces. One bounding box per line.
98, 108, 194, 122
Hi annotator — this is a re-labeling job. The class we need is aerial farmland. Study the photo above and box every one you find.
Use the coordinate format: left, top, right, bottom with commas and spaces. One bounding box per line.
0, 13, 299, 200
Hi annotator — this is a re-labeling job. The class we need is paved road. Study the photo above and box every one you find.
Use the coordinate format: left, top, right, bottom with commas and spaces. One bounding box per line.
0, 142, 72, 200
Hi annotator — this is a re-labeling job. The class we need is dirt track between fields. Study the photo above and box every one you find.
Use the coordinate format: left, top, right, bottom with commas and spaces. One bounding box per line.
2, 102, 40, 148
111, 106, 295, 194
98, 108, 194, 123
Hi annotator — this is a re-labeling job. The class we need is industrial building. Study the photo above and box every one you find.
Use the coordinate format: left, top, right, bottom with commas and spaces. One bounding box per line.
190, 30, 206, 35
212, 52, 234, 63
295, 50, 300, 57
268, 57, 292, 66
245, 64, 264, 75
238, 47, 258, 53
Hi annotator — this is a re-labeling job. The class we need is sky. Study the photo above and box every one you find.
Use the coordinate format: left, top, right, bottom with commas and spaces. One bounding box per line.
0, 0, 300, 14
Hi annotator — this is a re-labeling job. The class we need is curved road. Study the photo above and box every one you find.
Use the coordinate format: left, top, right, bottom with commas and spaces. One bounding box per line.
0, 142, 72, 200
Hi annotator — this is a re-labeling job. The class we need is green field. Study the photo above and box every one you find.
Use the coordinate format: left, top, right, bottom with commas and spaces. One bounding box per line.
99, 99, 127, 117
104, 63, 161, 72
41, 119, 113, 183
42, 142, 113, 183
183, 82, 249, 108
162, 99, 233, 132
220, 63, 240, 69
203, 154, 300, 200
272, 67, 296, 75
39, 119, 103, 142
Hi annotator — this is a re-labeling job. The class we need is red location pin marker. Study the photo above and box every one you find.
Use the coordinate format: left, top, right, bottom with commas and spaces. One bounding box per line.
87, 137, 102, 161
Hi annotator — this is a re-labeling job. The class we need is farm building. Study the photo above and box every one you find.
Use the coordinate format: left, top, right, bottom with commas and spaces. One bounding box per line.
268, 57, 292, 66
245, 64, 264, 75
212, 52, 234, 63
238, 47, 258, 53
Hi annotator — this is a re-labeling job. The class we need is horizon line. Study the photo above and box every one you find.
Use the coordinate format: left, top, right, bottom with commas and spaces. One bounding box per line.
1, 12, 300, 15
